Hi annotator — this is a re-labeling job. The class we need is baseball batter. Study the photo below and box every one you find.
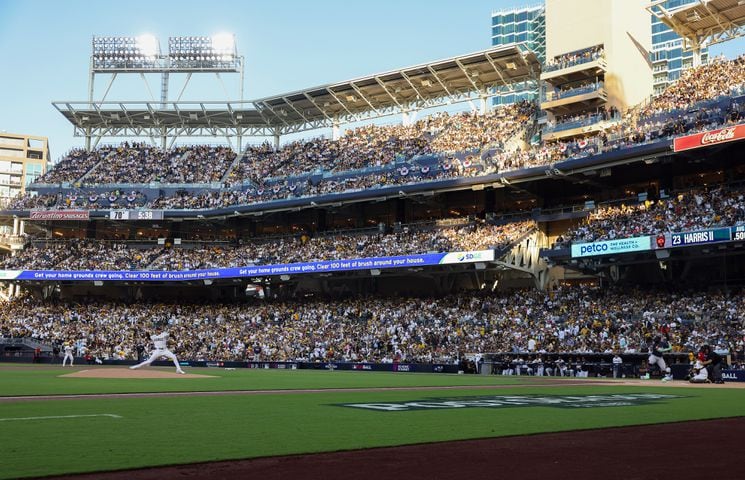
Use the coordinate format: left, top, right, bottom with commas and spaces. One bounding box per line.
62, 342, 74, 367
649, 335, 673, 381
129, 332, 185, 374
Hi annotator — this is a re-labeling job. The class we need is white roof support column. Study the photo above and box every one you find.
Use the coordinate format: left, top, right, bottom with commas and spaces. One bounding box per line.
273, 129, 281, 151
332, 120, 341, 141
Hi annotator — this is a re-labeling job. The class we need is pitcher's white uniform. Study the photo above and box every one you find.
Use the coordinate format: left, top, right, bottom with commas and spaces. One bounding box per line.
62, 344, 74, 367
129, 332, 185, 374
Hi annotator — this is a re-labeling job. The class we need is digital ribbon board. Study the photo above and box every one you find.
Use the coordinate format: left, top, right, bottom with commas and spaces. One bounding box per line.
655, 226, 742, 249
0, 250, 495, 282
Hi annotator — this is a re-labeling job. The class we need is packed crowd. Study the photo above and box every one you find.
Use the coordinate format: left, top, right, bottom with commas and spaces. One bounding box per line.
639, 55, 745, 119
83, 144, 236, 185
34, 147, 114, 185
560, 186, 745, 244
0, 240, 161, 271
7, 56, 745, 213
7, 190, 149, 210
227, 101, 535, 186
0, 220, 535, 271
148, 220, 534, 270
150, 155, 483, 210
1, 285, 742, 363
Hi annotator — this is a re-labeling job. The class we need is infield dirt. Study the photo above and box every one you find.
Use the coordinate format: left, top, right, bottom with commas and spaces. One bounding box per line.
59, 368, 216, 379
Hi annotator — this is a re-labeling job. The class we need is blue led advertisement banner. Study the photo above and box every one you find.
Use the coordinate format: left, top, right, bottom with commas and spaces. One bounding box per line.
0, 250, 495, 282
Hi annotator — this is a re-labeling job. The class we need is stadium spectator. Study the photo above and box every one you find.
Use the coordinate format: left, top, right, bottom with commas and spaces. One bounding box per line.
7, 56, 745, 212
0, 220, 534, 271
561, 186, 745, 245
0, 285, 742, 363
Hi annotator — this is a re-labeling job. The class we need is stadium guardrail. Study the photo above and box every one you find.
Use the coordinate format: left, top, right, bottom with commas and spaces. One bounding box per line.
5, 353, 740, 381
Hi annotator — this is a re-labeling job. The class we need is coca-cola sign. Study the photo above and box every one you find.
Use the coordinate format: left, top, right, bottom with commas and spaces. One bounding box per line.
674, 124, 745, 152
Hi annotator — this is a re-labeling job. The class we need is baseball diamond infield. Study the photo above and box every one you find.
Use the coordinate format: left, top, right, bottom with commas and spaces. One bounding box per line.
2, 366, 745, 479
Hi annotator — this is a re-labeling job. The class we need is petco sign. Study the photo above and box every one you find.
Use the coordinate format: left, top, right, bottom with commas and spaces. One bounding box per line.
673, 124, 745, 152
571, 236, 651, 258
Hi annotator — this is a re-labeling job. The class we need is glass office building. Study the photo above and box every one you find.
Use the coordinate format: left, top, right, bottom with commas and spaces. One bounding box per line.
650, 0, 708, 95
491, 5, 546, 106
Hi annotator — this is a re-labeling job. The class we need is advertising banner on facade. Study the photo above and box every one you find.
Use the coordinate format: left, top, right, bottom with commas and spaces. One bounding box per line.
28, 210, 90, 221
0, 250, 495, 282
673, 124, 745, 152
571, 236, 651, 258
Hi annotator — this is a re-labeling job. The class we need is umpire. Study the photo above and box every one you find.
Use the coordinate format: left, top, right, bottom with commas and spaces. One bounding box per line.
700, 345, 724, 384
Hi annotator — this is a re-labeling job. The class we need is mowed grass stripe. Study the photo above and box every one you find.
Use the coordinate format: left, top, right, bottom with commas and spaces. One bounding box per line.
0, 366, 537, 397
1, 384, 744, 479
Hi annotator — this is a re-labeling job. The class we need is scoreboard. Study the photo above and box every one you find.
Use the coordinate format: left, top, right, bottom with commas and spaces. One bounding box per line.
656, 226, 745, 249
109, 210, 164, 221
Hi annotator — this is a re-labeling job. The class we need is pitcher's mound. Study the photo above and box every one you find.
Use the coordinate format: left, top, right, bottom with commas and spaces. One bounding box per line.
60, 369, 216, 379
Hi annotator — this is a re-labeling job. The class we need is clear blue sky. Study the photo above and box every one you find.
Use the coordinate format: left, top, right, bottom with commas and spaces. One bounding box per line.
0, 0, 743, 161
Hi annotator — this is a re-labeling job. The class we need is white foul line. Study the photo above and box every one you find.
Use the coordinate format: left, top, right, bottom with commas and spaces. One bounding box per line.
0, 414, 122, 422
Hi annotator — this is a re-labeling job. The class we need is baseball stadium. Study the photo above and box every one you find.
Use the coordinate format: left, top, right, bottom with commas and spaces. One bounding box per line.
2, 0, 745, 478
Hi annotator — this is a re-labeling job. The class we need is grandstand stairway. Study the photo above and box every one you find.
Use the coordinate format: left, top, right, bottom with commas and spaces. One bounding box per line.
75, 149, 115, 184
220, 148, 246, 184
501, 122, 533, 155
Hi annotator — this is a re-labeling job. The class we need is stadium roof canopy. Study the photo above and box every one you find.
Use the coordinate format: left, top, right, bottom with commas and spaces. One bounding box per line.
53, 45, 539, 149
647, 0, 745, 51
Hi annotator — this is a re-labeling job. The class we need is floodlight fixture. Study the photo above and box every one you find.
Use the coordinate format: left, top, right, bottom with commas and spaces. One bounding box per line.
91, 35, 161, 70
136, 34, 159, 59
211, 33, 235, 56
167, 34, 239, 69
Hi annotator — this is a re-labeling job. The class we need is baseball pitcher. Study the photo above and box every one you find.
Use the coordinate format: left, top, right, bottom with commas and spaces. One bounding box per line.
129, 332, 185, 374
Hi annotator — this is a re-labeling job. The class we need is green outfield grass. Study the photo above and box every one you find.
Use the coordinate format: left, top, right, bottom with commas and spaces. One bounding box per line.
1, 365, 744, 479
0, 365, 532, 396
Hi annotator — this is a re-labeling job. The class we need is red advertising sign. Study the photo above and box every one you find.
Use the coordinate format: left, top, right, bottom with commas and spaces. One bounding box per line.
673, 124, 745, 152
29, 210, 90, 221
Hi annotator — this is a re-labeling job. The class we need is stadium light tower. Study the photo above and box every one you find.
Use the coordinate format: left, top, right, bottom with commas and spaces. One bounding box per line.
83, 33, 245, 149
88, 34, 244, 105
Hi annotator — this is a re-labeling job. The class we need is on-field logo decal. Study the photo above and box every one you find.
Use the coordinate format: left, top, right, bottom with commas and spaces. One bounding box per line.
337, 393, 684, 412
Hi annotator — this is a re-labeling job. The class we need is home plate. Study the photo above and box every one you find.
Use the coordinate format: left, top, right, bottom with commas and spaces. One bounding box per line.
60, 369, 216, 379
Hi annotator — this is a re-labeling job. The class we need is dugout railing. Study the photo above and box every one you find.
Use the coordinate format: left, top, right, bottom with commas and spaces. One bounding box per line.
477, 352, 694, 379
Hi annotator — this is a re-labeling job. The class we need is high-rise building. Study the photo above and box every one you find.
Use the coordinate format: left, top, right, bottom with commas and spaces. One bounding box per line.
541, 0, 652, 140
0, 133, 49, 208
491, 0, 708, 104
650, 0, 708, 95
490, 4, 546, 106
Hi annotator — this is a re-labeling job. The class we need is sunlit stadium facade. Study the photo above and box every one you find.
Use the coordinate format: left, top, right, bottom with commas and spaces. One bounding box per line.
492, 0, 709, 103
